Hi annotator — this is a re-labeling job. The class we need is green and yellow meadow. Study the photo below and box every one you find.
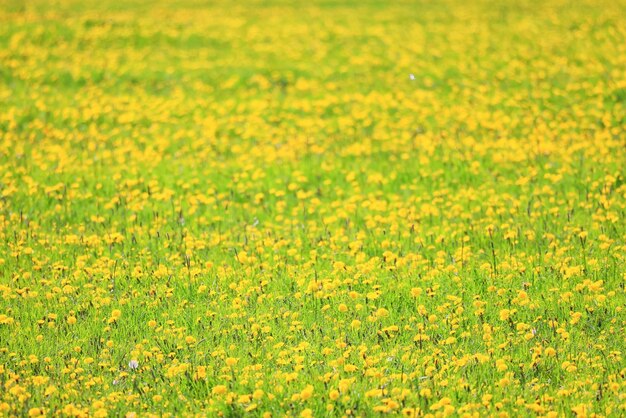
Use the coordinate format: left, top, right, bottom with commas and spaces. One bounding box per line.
1, 0, 626, 416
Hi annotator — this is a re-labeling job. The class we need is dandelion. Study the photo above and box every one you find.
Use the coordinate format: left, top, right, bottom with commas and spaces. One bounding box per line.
212, 385, 228, 396
1, 0, 624, 415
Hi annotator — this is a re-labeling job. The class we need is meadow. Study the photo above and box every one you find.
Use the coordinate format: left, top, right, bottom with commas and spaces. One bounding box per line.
1, 0, 625, 416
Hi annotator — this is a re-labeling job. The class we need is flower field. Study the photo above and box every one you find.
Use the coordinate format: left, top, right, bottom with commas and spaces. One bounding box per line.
1, 0, 626, 416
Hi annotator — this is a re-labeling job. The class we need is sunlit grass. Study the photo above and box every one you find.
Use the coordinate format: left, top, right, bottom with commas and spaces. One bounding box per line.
1, 0, 625, 416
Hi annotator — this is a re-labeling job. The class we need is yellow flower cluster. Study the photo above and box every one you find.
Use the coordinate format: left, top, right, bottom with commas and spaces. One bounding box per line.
1, 0, 625, 416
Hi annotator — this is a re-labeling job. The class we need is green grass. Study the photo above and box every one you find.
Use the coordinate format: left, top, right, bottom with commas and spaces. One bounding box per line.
1, 0, 625, 416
